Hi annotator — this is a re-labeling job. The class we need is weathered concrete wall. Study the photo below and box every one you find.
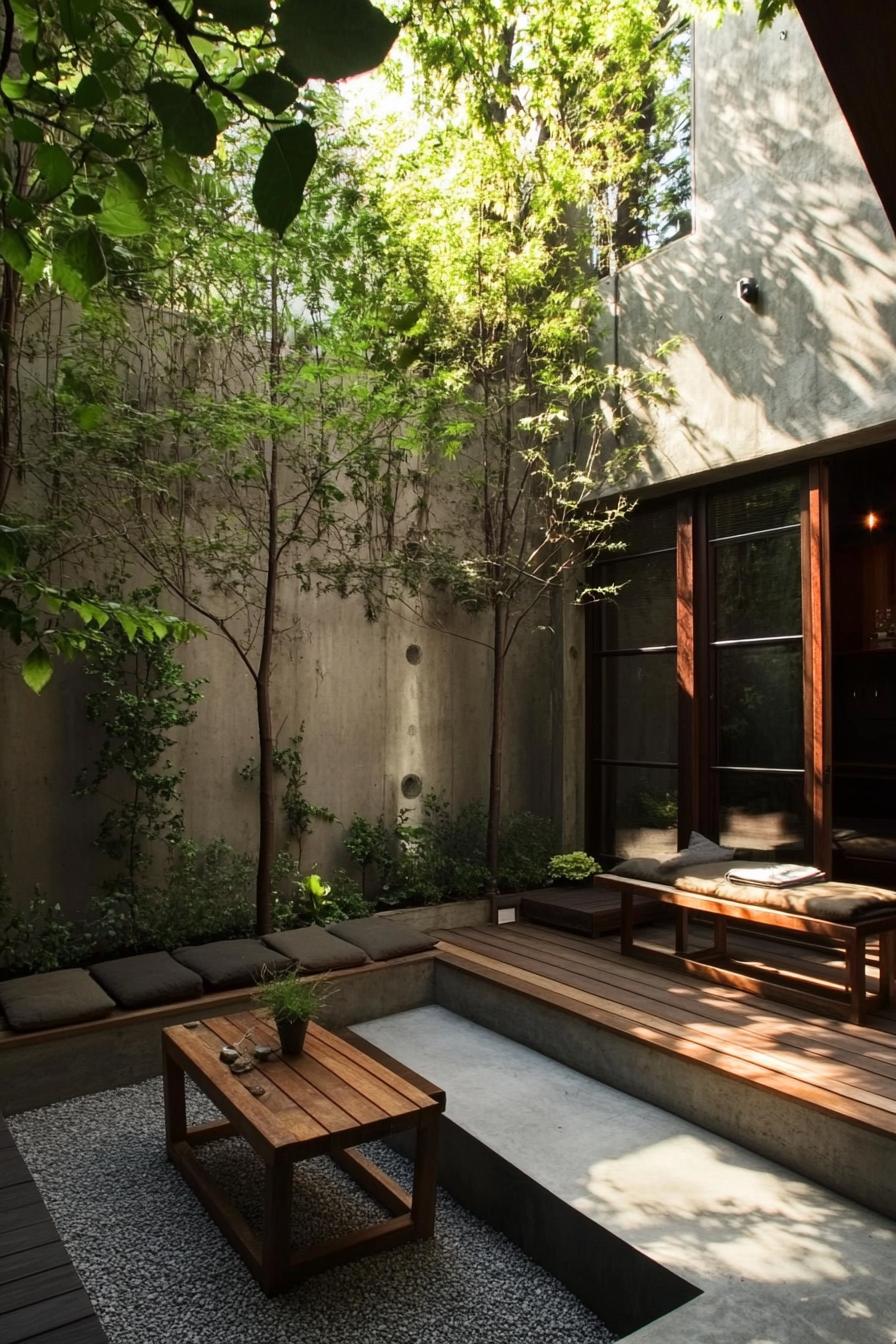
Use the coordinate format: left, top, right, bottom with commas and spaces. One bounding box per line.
603, 4, 896, 494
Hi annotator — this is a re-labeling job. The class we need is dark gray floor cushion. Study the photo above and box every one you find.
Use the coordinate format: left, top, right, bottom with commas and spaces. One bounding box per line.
0, 968, 116, 1033
90, 951, 204, 1009
262, 926, 369, 973
326, 917, 436, 962
172, 939, 292, 990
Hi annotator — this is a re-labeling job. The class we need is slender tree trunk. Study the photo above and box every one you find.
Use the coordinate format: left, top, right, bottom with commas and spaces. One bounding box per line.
0, 261, 20, 510
255, 257, 281, 935
484, 597, 508, 894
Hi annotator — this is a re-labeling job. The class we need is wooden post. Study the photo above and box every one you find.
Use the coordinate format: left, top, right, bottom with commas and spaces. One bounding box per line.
878, 931, 894, 1009
713, 916, 728, 959
411, 1111, 439, 1241
674, 908, 689, 956
620, 889, 634, 955
846, 929, 866, 1024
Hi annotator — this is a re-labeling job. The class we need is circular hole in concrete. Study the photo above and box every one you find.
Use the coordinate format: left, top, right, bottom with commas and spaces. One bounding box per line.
406, 644, 422, 665
401, 773, 423, 799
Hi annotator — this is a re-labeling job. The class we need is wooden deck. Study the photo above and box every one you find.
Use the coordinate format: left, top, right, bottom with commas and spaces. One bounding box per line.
0, 1115, 107, 1344
436, 918, 896, 1142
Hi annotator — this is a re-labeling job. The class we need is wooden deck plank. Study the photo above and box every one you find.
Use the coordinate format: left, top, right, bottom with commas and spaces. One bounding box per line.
0, 1288, 96, 1344
462, 924, 896, 1085
435, 928, 896, 1137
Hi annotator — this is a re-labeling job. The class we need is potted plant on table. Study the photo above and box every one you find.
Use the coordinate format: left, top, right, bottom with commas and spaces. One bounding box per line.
547, 852, 601, 886
254, 969, 329, 1056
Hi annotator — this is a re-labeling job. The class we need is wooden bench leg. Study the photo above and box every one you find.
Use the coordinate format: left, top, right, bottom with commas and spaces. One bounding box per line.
713, 916, 727, 959
878, 931, 895, 1009
674, 909, 689, 956
620, 891, 635, 955
846, 930, 867, 1025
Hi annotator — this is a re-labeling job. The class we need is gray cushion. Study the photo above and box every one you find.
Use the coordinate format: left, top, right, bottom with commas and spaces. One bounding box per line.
262, 926, 369, 973
90, 951, 204, 1009
326, 917, 436, 962
172, 939, 291, 990
610, 857, 668, 883
0, 969, 115, 1033
656, 830, 735, 876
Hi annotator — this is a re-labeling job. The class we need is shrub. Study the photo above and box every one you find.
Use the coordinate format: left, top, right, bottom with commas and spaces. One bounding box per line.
254, 968, 329, 1024
497, 812, 557, 892
0, 876, 84, 977
547, 852, 601, 884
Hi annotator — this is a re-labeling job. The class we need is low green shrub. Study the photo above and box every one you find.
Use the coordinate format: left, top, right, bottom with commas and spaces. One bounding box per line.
547, 851, 600, 883
0, 877, 84, 977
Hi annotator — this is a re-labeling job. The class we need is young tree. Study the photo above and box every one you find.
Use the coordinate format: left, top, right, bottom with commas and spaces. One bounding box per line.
361, 0, 681, 891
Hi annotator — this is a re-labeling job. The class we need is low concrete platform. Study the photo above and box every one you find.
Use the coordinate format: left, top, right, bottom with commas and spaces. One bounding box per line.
355, 1005, 896, 1344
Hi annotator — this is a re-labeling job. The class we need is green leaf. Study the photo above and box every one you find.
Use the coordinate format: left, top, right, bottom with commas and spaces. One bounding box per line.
0, 528, 20, 574
1, 74, 31, 101
34, 144, 75, 197
74, 403, 104, 430
161, 149, 195, 192
21, 249, 45, 285
115, 609, 138, 641
147, 81, 217, 158
90, 129, 129, 158
58, 0, 100, 42
252, 122, 317, 236
52, 227, 106, 301
73, 73, 105, 108
22, 646, 53, 694
10, 116, 42, 143
239, 70, 297, 114
0, 227, 32, 276
19, 41, 38, 74
71, 193, 101, 216
95, 164, 150, 237
276, 0, 400, 82
198, 0, 269, 31
5, 196, 35, 223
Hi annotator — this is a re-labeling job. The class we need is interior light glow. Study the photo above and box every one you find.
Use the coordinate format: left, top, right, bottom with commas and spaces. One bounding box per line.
864, 511, 880, 531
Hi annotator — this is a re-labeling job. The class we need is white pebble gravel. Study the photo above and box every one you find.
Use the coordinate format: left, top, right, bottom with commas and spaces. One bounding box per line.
9, 1078, 615, 1344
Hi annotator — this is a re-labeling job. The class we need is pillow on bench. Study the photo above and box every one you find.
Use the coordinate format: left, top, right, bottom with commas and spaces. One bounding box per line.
610, 857, 667, 882
326, 917, 436, 962
262, 926, 369, 973
172, 939, 291, 990
0, 968, 115, 1033
657, 831, 735, 876
90, 951, 204, 1009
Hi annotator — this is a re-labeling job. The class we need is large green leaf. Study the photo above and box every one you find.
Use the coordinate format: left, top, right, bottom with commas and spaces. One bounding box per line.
73, 74, 105, 109
276, 0, 400, 82
252, 121, 317, 236
0, 227, 32, 276
239, 70, 298, 114
199, 0, 269, 31
52, 227, 106, 301
10, 116, 42, 143
58, 0, 100, 42
96, 164, 150, 237
22, 646, 53, 693
161, 149, 195, 192
34, 144, 74, 197
147, 81, 217, 157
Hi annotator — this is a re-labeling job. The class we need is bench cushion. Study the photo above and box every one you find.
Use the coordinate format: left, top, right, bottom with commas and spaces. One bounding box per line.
326, 917, 436, 961
172, 939, 292, 990
90, 951, 204, 1009
0, 969, 116, 1032
262, 926, 369, 973
671, 861, 896, 923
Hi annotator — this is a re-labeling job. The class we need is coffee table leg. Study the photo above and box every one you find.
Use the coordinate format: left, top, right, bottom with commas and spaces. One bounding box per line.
163, 1049, 186, 1156
261, 1157, 293, 1294
412, 1111, 439, 1241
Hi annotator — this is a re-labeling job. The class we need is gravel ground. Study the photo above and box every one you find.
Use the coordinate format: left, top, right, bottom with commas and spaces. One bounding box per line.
9, 1078, 615, 1344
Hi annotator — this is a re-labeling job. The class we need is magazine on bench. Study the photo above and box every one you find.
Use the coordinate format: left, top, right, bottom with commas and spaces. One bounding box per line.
725, 864, 825, 888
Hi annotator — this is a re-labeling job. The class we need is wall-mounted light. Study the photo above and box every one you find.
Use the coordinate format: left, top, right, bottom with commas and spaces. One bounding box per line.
864, 511, 881, 531
737, 277, 759, 305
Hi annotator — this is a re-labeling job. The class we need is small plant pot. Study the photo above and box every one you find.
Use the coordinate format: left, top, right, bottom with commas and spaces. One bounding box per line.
276, 1018, 309, 1056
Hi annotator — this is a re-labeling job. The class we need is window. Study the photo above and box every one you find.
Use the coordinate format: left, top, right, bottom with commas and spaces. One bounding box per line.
589, 500, 679, 858
709, 473, 806, 858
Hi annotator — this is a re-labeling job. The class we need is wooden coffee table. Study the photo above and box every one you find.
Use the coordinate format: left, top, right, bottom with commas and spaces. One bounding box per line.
162, 1011, 443, 1294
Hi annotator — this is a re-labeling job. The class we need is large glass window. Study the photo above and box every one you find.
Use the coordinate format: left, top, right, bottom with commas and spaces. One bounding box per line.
709, 474, 805, 858
590, 500, 679, 858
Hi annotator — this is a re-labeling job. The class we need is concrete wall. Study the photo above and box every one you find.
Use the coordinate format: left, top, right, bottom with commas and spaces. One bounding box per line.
603, 3, 896, 495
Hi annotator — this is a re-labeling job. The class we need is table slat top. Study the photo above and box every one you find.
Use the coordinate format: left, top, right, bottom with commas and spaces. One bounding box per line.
163, 1012, 438, 1153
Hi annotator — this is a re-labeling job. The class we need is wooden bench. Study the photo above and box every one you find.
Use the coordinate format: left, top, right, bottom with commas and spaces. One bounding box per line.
594, 873, 896, 1024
